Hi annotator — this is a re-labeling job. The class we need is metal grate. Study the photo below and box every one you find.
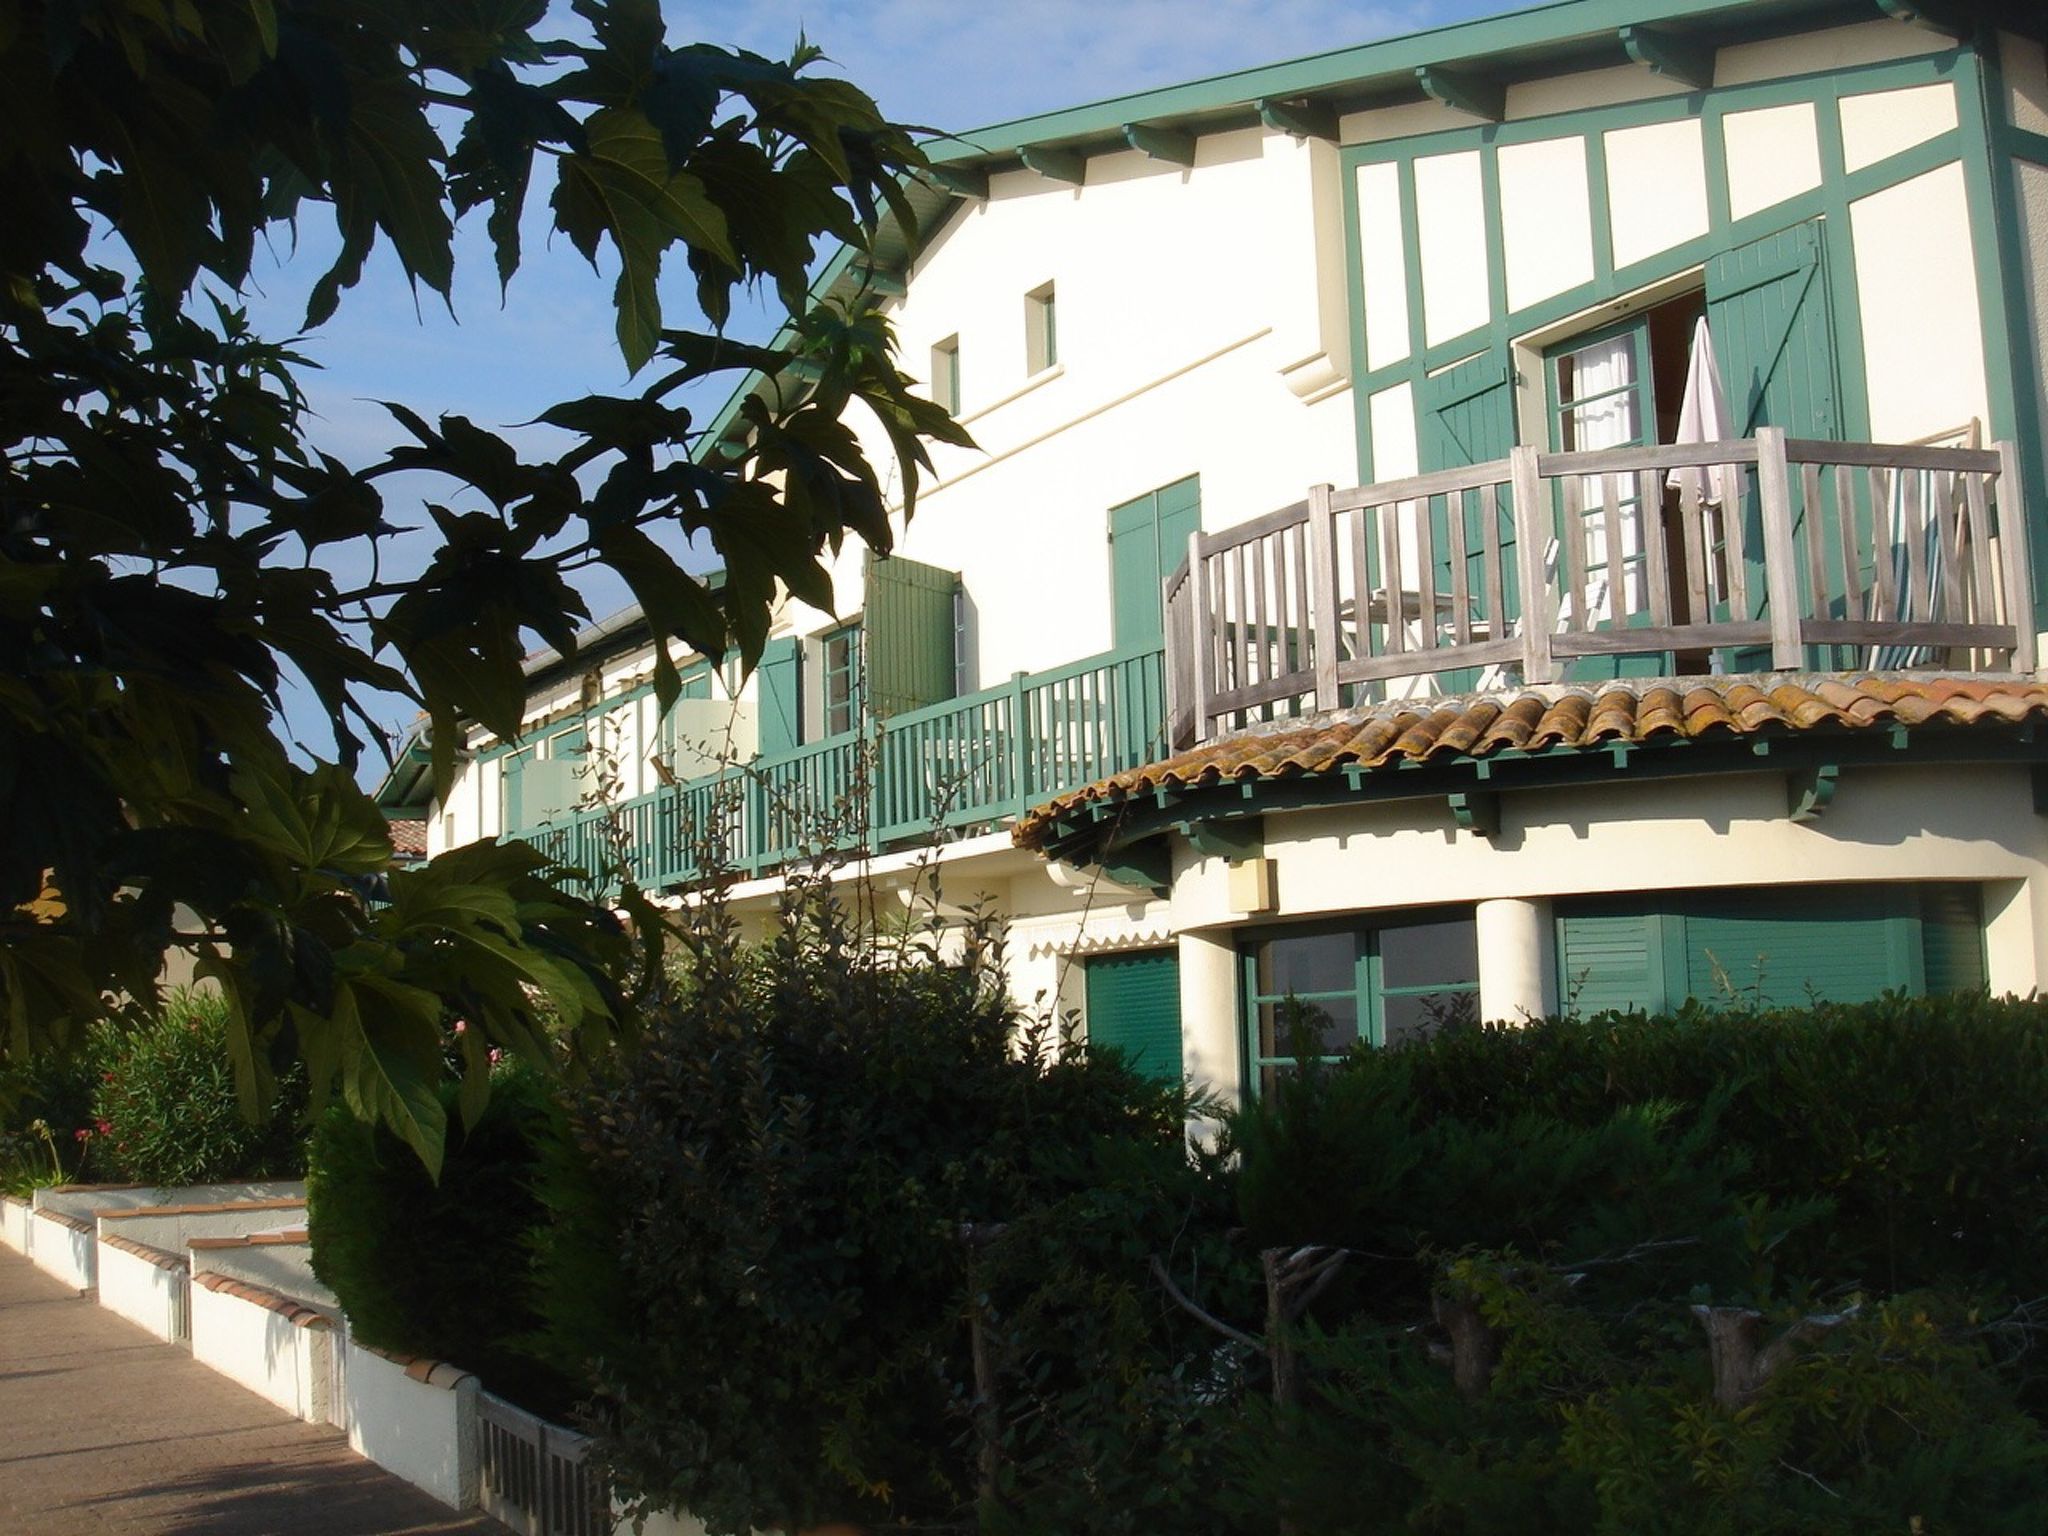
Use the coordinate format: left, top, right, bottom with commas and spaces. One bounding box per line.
477, 1390, 609, 1536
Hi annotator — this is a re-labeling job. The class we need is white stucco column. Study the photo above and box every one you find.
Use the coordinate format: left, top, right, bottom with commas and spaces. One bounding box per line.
1177, 927, 1243, 1111
1983, 877, 2047, 996
1476, 896, 1556, 1024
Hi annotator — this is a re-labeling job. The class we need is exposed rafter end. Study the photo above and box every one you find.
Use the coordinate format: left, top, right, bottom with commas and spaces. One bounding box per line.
926, 163, 990, 199
1123, 122, 1198, 167
1178, 815, 1262, 862
1099, 842, 1172, 898
1787, 763, 1840, 822
1020, 144, 1087, 185
1415, 64, 1505, 122
850, 264, 907, 298
1618, 25, 1715, 90
1256, 96, 1339, 142
1447, 790, 1500, 838
1873, 0, 1967, 39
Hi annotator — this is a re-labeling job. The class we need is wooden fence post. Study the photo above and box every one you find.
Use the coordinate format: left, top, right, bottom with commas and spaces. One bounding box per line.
1997, 440, 2039, 675
1509, 446, 1554, 684
1187, 528, 1213, 743
1756, 426, 1804, 670
1307, 484, 1340, 714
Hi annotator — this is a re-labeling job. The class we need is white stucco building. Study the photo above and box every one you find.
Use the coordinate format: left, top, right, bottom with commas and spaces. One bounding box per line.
382, 0, 2048, 1105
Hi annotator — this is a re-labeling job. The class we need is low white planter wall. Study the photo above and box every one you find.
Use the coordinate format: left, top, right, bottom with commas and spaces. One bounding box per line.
185, 1231, 334, 1311
190, 1272, 335, 1423
1, 1195, 29, 1255
612, 1504, 714, 1536
345, 1336, 480, 1509
34, 1179, 303, 1222
98, 1197, 304, 1255
96, 1234, 189, 1342
28, 1206, 94, 1290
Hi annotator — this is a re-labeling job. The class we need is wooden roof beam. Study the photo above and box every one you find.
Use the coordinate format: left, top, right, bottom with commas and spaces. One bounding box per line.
1020, 144, 1087, 185
925, 163, 990, 199
1874, 0, 1965, 38
1415, 64, 1505, 122
1123, 122, 1198, 166
1619, 25, 1715, 91
1256, 96, 1338, 142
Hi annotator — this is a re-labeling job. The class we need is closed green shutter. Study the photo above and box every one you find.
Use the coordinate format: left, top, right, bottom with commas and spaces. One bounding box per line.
1680, 887, 1902, 1009
756, 636, 802, 756
1920, 884, 1987, 995
501, 747, 528, 829
1084, 949, 1183, 1081
1557, 909, 1660, 1016
1110, 475, 1201, 648
865, 553, 959, 717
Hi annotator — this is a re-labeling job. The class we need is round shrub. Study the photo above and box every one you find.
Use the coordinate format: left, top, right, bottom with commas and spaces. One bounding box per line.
306, 1063, 575, 1417
89, 988, 305, 1185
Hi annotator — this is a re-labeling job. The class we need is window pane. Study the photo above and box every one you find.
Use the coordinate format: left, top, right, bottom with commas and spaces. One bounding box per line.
1381, 989, 1478, 1048
1258, 994, 1358, 1059
1379, 918, 1478, 991
1255, 932, 1356, 998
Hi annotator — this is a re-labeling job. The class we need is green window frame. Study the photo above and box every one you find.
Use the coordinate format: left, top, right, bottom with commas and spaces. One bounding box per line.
1026, 282, 1057, 373
1241, 913, 1479, 1095
932, 334, 961, 415
822, 622, 863, 738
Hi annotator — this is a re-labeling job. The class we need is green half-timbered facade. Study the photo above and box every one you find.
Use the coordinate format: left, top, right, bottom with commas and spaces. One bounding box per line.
384, 0, 2048, 1105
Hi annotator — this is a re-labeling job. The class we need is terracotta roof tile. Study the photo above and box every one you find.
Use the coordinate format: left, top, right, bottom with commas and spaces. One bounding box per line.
387, 818, 429, 857
1014, 673, 2048, 849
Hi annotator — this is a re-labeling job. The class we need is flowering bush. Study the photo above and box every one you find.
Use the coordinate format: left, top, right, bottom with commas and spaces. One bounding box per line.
87, 989, 306, 1186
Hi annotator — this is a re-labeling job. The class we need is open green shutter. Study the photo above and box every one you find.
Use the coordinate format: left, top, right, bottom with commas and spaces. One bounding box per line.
1418, 352, 1518, 681
1920, 884, 1987, 994
756, 636, 802, 756
1706, 220, 1839, 439
865, 554, 958, 718
1084, 949, 1183, 1081
501, 747, 527, 829
1111, 476, 1201, 649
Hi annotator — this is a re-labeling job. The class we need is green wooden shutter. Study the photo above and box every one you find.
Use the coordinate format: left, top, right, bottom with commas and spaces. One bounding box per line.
1680, 886, 1902, 1009
1706, 220, 1839, 439
1085, 949, 1183, 1081
1556, 908, 1660, 1017
1110, 475, 1201, 649
501, 747, 528, 830
1920, 884, 1987, 994
756, 636, 802, 756
1418, 352, 1518, 684
1707, 221, 1840, 655
865, 554, 959, 718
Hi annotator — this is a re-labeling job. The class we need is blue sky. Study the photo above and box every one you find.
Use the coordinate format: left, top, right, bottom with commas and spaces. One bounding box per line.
242, 0, 1514, 772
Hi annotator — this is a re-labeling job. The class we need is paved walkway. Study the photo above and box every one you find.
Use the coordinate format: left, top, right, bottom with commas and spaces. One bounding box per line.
0, 1249, 507, 1534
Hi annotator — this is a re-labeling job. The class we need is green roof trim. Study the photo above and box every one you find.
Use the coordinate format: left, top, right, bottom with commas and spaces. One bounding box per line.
690, 0, 1920, 464
371, 735, 433, 813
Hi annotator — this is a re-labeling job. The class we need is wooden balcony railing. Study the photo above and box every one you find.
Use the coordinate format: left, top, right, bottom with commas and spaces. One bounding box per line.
515, 643, 1167, 897
1165, 430, 2036, 751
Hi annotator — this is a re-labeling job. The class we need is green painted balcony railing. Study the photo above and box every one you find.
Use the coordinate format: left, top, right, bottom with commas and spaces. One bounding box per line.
512, 643, 1167, 897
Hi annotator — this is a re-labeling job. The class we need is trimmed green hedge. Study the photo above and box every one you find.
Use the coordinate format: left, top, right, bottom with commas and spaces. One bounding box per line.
306, 1063, 574, 1417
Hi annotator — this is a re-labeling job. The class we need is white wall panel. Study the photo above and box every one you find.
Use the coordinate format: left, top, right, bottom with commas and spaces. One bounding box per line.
1414, 150, 1490, 345
1723, 102, 1822, 221
1355, 160, 1410, 371
1499, 137, 1595, 312
1850, 163, 1991, 444
1839, 82, 1957, 173
1604, 118, 1709, 269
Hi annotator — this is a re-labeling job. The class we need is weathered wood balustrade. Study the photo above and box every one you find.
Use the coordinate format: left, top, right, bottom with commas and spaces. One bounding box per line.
1165, 430, 2036, 751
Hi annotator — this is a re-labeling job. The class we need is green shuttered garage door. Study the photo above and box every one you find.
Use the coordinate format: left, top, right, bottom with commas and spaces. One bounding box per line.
1084, 950, 1183, 1081
1558, 883, 1985, 1014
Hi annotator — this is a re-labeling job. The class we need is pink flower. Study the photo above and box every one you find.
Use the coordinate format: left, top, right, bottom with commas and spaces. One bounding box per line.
74, 1128, 90, 1142
488, 1047, 504, 1066
95, 1120, 111, 1135
452, 1019, 468, 1035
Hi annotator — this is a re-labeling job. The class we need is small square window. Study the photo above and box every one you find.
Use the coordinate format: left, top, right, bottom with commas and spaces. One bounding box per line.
931, 335, 961, 415
1025, 283, 1057, 374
